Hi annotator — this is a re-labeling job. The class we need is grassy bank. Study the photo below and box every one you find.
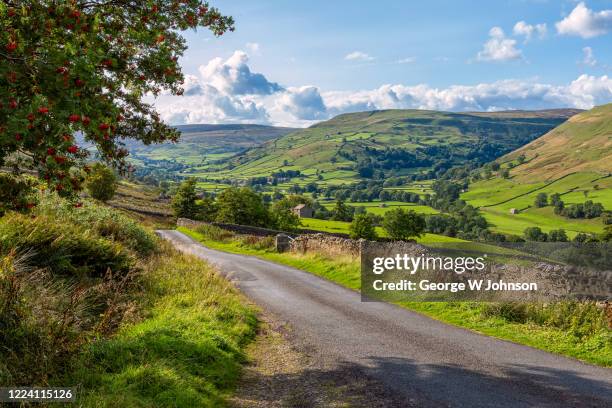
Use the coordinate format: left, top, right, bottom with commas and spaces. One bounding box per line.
0, 194, 256, 407
180, 226, 612, 367
69, 245, 257, 407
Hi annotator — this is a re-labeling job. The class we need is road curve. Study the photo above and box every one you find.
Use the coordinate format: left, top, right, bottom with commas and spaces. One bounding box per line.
158, 230, 612, 407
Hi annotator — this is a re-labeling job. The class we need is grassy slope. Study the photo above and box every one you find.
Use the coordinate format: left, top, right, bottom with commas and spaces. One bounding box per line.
0, 190, 257, 407
463, 104, 612, 237
189, 109, 576, 185
180, 227, 611, 367
502, 103, 612, 182
71, 246, 257, 407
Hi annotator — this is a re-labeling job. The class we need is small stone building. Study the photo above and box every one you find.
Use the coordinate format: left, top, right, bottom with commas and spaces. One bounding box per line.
292, 204, 313, 218
509, 208, 518, 214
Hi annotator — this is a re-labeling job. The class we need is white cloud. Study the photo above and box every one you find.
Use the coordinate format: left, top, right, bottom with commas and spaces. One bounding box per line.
245, 42, 261, 55
396, 57, 416, 64
153, 50, 612, 127
199, 50, 282, 95
344, 51, 374, 61
275, 86, 328, 121
477, 27, 522, 62
513, 21, 547, 41
556, 2, 612, 38
582, 46, 597, 66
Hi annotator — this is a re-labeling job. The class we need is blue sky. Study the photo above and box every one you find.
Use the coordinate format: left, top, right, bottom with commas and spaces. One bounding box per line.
154, 1, 612, 126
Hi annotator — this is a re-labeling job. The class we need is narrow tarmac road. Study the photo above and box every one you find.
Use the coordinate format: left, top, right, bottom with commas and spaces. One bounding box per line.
158, 230, 612, 408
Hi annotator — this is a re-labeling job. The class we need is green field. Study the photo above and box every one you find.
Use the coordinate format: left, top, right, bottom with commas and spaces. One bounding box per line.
299, 217, 464, 243
463, 172, 611, 236
321, 200, 439, 216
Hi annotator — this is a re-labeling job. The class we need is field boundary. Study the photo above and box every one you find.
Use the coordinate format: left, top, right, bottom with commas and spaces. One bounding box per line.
477, 172, 578, 209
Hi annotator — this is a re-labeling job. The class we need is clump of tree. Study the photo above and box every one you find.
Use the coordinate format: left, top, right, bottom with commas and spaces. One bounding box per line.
349, 213, 378, 240
382, 208, 425, 241
534, 193, 548, 208
85, 163, 117, 202
331, 199, 354, 222
537, 193, 606, 219
523, 227, 569, 242
216, 187, 271, 227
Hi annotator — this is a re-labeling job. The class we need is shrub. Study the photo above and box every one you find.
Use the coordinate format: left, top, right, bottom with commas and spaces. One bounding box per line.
239, 235, 275, 250
270, 198, 301, 231
524, 226, 548, 242
195, 224, 235, 242
86, 163, 118, 202
36, 194, 157, 257
349, 213, 378, 240
0, 214, 133, 277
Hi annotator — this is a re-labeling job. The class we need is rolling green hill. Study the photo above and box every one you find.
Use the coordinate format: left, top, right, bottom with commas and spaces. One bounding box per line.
462, 104, 612, 237
126, 124, 296, 167
193, 108, 578, 186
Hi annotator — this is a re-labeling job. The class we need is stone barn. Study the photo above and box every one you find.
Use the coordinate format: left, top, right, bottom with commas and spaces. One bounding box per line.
292, 204, 313, 218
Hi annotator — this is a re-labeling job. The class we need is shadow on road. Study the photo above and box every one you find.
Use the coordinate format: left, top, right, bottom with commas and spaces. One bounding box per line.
233, 355, 611, 407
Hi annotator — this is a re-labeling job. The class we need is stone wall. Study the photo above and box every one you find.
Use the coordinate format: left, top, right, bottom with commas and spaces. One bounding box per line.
289, 234, 363, 258
177, 218, 298, 237
176, 218, 350, 238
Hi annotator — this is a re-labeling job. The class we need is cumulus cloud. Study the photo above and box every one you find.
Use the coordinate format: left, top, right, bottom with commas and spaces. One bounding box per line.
199, 50, 283, 95
155, 83, 269, 125
582, 46, 597, 66
152, 50, 612, 127
344, 51, 375, 61
477, 27, 522, 62
556, 2, 612, 38
276, 86, 328, 120
513, 21, 547, 41
323, 76, 612, 113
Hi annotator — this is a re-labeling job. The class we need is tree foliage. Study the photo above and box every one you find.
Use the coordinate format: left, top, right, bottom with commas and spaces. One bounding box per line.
382, 208, 425, 241
270, 198, 300, 232
171, 177, 199, 219
85, 162, 116, 202
215, 187, 270, 227
0, 1, 233, 208
349, 213, 377, 240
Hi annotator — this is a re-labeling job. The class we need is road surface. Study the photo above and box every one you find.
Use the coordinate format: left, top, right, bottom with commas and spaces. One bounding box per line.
158, 230, 612, 407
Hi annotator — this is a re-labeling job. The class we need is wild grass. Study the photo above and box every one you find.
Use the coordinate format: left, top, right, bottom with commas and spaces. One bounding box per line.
69, 244, 257, 407
0, 194, 257, 407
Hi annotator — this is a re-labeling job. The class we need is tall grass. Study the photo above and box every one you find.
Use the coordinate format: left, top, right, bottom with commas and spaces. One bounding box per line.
1, 195, 257, 406
68, 244, 257, 407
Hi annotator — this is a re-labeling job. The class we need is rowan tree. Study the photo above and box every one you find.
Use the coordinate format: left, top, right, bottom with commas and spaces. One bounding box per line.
0, 1, 233, 209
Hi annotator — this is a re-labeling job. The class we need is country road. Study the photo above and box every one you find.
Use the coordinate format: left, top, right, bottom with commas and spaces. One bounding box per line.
158, 230, 612, 407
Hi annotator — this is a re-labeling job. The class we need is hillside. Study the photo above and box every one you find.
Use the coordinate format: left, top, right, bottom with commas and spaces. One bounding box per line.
500, 103, 612, 181
197, 108, 579, 186
126, 124, 295, 167
462, 104, 612, 237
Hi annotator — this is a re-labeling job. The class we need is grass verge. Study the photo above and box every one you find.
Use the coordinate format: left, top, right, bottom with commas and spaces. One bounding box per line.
179, 226, 612, 367
68, 244, 257, 407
